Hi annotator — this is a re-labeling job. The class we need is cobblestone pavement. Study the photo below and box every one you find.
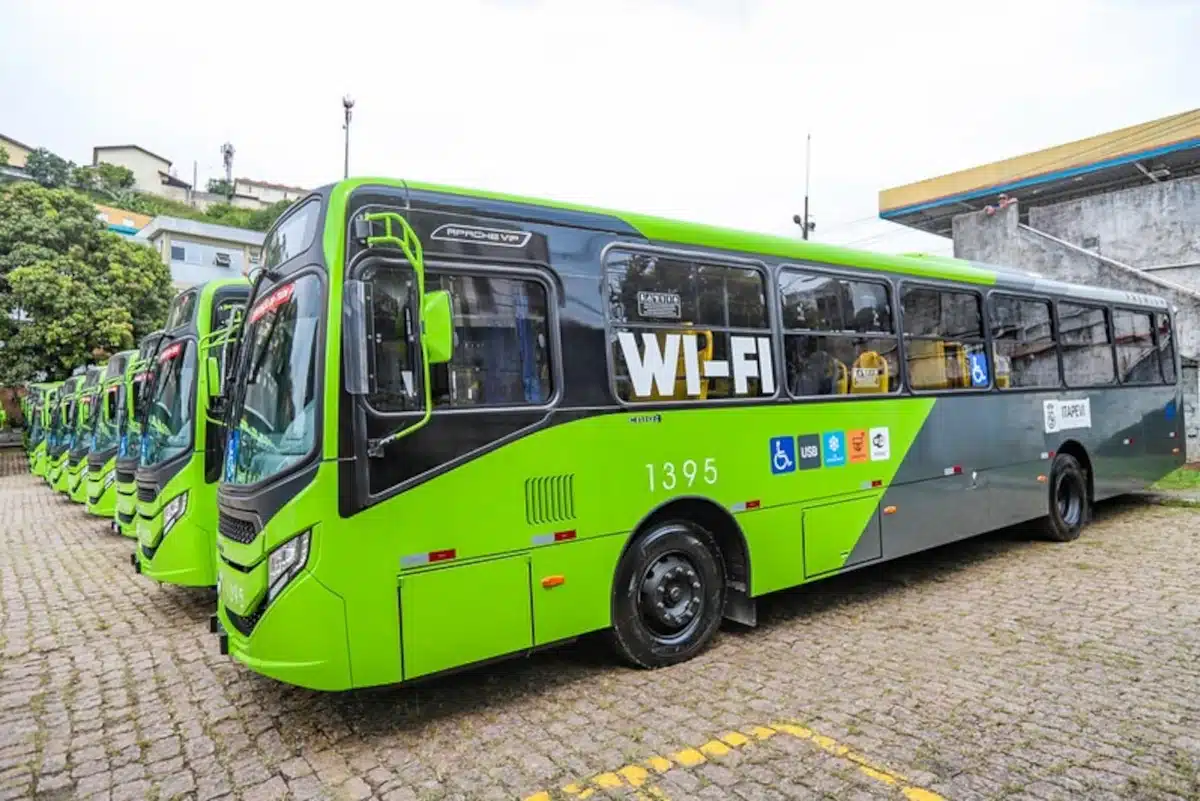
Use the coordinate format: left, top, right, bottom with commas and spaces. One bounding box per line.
2, 450, 1199, 801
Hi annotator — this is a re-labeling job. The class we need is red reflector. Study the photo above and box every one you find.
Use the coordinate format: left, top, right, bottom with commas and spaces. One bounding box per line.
429, 549, 456, 563
871, 479, 883, 487
745, 500, 761, 510
553, 530, 576, 542
1048, 451, 1056, 458
953, 465, 963, 474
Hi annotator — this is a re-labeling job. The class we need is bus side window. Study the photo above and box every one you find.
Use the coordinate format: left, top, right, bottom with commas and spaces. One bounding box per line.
988, 295, 1058, 390
779, 269, 898, 397
901, 286, 987, 392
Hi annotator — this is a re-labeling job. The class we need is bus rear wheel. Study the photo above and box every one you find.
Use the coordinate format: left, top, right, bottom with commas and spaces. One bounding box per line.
1042, 452, 1087, 542
609, 522, 726, 669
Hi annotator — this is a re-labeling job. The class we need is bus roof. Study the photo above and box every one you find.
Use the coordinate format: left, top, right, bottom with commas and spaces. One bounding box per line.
321, 177, 1170, 310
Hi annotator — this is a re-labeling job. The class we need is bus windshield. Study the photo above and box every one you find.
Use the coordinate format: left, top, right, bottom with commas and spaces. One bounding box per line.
93, 385, 122, 452
140, 341, 196, 467
226, 274, 322, 486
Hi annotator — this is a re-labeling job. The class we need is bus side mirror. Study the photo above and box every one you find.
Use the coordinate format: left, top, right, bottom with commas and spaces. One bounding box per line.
422, 290, 452, 365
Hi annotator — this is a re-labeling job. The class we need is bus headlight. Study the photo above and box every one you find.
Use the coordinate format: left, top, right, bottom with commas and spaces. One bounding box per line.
268, 530, 311, 602
104, 470, 116, 489
163, 491, 188, 534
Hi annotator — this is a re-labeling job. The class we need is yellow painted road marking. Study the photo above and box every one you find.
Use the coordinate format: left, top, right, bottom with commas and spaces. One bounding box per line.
522, 720, 947, 801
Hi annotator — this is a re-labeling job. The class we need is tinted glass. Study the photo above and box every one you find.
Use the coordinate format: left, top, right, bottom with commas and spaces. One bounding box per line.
1113, 309, 1157, 384
140, 341, 196, 466
902, 287, 983, 339
1157, 313, 1176, 383
606, 252, 768, 329
779, 271, 892, 333
1058, 303, 1115, 386
989, 295, 1060, 389
264, 199, 318, 269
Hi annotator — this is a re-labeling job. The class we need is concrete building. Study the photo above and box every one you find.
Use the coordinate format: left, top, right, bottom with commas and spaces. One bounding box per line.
135, 216, 263, 289
91, 144, 194, 202
234, 177, 309, 206
879, 107, 1200, 458
0, 133, 33, 169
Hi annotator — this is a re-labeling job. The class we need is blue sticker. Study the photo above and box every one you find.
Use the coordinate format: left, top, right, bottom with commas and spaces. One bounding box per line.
769, 436, 796, 475
1166, 400, 1177, 420
822, 431, 846, 467
119, 433, 128, 457
224, 430, 239, 482
969, 352, 989, 387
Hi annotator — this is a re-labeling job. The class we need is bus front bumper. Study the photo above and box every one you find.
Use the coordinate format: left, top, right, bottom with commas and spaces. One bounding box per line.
216, 569, 351, 691
114, 483, 137, 538
135, 510, 216, 587
86, 469, 117, 518
67, 463, 88, 503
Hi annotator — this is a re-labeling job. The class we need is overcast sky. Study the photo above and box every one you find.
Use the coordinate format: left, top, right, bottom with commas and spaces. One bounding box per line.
3, 0, 1197, 256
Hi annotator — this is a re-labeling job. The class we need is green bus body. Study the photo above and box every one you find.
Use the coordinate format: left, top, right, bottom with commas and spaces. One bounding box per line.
85, 351, 136, 518
133, 279, 249, 586
27, 383, 60, 478
114, 331, 168, 538
67, 365, 106, 504
212, 178, 1185, 691
48, 375, 86, 492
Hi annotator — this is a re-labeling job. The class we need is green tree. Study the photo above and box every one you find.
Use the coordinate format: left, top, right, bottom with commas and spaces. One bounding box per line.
0, 182, 174, 383
24, 148, 75, 188
246, 199, 295, 232
207, 178, 233, 198
0, 146, 9, 167
95, 162, 135, 192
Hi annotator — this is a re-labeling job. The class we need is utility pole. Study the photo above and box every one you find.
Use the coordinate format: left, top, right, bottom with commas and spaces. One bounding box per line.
792, 133, 815, 239
342, 95, 355, 179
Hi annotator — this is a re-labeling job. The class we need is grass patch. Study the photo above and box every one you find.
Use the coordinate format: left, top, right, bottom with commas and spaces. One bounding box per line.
1152, 465, 1200, 491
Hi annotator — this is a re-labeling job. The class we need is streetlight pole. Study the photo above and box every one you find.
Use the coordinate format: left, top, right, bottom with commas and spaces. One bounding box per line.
793, 133, 814, 240
342, 94, 355, 179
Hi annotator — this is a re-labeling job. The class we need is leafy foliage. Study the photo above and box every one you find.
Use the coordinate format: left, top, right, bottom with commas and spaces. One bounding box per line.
207, 178, 234, 197
24, 148, 74, 188
0, 146, 9, 167
0, 182, 174, 383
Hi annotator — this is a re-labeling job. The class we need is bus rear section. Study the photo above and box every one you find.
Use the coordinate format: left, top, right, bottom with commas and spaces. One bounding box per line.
134, 279, 248, 586
86, 351, 134, 518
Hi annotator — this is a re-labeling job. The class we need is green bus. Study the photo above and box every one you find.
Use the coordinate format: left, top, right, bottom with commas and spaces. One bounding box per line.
133, 278, 249, 586
85, 351, 136, 517
27, 383, 60, 477
66, 364, 105, 503
114, 331, 167, 537
47, 374, 85, 492
211, 178, 1184, 691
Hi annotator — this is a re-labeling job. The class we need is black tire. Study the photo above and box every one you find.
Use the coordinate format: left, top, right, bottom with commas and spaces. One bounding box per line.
1041, 453, 1088, 542
608, 521, 726, 669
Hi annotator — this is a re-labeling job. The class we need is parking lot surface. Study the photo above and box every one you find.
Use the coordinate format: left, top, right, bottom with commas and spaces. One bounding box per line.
2, 451, 1199, 801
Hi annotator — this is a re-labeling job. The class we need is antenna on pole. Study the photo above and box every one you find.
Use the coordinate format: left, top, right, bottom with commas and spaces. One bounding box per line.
219, 142, 235, 201
793, 132, 815, 240
342, 94, 355, 179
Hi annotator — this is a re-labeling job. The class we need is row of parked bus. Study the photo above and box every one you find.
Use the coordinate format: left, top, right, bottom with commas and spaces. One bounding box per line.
23, 277, 250, 585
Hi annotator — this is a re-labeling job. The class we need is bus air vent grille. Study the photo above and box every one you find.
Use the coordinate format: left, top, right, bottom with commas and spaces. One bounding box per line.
219, 512, 258, 545
524, 474, 576, 525
137, 485, 156, 503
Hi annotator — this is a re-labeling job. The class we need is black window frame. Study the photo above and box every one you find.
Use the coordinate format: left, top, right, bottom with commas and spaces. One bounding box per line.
355, 260, 563, 420
776, 264, 901, 400
602, 244, 777, 408
1056, 300, 1117, 389
986, 292, 1062, 391
898, 281, 990, 394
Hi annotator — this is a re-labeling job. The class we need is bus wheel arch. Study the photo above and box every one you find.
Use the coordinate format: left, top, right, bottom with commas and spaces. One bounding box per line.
1056, 439, 1094, 510
607, 497, 754, 669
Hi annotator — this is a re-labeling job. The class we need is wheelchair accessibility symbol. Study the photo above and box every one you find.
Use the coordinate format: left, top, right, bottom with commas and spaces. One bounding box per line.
769, 436, 796, 475
968, 352, 989, 388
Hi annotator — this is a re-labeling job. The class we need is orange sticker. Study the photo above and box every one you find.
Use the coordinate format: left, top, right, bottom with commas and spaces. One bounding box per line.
847, 429, 869, 463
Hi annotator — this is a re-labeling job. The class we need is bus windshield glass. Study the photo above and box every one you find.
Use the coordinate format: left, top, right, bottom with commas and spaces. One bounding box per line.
93, 385, 122, 452
140, 340, 196, 467
226, 274, 322, 486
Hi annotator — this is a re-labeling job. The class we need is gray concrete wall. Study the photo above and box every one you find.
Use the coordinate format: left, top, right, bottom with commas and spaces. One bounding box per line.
953, 201, 1200, 460
1027, 174, 1200, 273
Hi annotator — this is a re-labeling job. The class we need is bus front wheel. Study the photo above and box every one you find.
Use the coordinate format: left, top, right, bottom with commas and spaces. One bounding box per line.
609, 522, 726, 669
1042, 452, 1088, 542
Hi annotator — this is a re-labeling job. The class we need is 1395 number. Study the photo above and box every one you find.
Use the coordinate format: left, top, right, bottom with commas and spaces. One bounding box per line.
646, 458, 718, 492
